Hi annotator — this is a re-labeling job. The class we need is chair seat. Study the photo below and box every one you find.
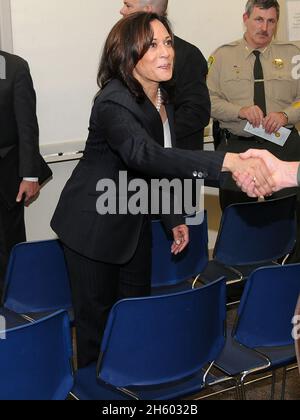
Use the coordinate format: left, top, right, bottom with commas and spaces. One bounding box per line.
201, 260, 279, 285
20, 309, 75, 325
72, 363, 207, 400
72, 364, 132, 400
215, 328, 297, 378
214, 329, 271, 377
200, 261, 279, 303
0, 308, 30, 329
255, 346, 296, 370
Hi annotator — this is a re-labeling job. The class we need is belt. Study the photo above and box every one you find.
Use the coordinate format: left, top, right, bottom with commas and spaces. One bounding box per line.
224, 130, 264, 144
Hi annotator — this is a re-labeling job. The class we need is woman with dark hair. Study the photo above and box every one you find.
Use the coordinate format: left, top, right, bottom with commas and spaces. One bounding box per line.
51, 12, 273, 368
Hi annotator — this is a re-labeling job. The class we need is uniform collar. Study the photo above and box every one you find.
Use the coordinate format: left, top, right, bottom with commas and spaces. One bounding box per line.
240, 36, 272, 59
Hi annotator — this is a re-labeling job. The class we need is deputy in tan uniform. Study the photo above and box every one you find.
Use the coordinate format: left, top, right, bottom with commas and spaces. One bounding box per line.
208, 0, 300, 263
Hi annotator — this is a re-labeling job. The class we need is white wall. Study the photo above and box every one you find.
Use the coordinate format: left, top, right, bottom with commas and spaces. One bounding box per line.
10, 0, 117, 148
0, 0, 13, 50
168, 0, 246, 58
25, 159, 78, 241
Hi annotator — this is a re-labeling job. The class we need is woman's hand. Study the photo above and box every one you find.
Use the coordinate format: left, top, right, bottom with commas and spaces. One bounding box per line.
223, 152, 275, 197
171, 224, 189, 255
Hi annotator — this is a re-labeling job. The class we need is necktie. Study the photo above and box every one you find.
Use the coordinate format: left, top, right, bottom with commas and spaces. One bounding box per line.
253, 50, 267, 116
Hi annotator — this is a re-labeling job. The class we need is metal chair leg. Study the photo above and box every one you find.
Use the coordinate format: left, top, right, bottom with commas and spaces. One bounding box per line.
235, 384, 242, 400
235, 378, 247, 400
281, 368, 287, 401
271, 371, 276, 400
240, 382, 247, 400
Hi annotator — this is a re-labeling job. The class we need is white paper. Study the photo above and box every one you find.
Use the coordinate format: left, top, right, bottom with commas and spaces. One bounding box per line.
244, 123, 291, 147
287, 0, 300, 42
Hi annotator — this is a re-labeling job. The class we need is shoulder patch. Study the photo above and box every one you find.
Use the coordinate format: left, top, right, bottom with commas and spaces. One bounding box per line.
293, 101, 300, 109
208, 55, 215, 71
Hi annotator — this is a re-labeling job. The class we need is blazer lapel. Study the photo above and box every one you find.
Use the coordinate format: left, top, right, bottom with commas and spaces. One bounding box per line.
100, 80, 165, 148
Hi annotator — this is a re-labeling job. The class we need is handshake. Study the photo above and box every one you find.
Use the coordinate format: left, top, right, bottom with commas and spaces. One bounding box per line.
224, 150, 300, 198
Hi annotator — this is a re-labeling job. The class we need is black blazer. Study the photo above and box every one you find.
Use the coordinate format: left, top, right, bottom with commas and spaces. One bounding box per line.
171, 36, 211, 150
51, 80, 225, 264
0, 50, 40, 176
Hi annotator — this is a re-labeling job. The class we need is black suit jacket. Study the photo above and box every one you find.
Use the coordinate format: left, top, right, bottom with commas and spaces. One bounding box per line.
51, 80, 224, 264
171, 36, 211, 151
0, 50, 40, 176
0, 51, 51, 208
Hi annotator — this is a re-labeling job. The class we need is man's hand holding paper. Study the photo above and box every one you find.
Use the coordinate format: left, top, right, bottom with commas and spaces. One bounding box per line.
244, 122, 291, 147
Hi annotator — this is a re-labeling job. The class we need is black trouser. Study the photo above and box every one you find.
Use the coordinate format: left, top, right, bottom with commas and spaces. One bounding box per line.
63, 219, 152, 369
0, 202, 26, 292
218, 130, 300, 262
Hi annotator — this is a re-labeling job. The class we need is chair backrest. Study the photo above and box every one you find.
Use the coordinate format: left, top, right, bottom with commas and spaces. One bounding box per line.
214, 195, 297, 266
97, 278, 226, 388
151, 212, 209, 287
2, 240, 72, 313
234, 264, 300, 348
0, 310, 73, 400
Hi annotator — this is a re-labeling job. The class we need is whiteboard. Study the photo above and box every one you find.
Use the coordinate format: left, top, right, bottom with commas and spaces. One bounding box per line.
287, 0, 300, 41
9, 0, 246, 148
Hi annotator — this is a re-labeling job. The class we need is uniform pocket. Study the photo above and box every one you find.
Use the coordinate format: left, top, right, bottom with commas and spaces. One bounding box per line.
265, 71, 295, 103
222, 69, 252, 101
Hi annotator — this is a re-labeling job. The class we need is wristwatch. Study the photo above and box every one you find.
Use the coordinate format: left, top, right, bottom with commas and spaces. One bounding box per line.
281, 112, 289, 124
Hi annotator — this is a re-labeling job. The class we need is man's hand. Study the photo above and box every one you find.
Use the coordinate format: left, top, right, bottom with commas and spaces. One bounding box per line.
172, 225, 189, 256
223, 153, 275, 197
235, 149, 299, 194
16, 181, 40, 207
263, 112, 288, 134
239, 105, 264, 128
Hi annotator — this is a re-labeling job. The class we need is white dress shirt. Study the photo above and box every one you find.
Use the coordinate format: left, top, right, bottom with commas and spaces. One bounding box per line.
163, 119, 172, 149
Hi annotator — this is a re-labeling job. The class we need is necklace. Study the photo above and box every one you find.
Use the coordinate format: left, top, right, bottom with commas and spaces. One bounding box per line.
155, 88, 162, 113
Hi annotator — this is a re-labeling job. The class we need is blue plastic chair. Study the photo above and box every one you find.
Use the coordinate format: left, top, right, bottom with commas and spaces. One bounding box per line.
200, 195, 297, 303
151, 212, 209, 291
214, 264, 300, 400
71, 278, 227, 400
0, 310, 73, 400
2, 240, 73, 317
